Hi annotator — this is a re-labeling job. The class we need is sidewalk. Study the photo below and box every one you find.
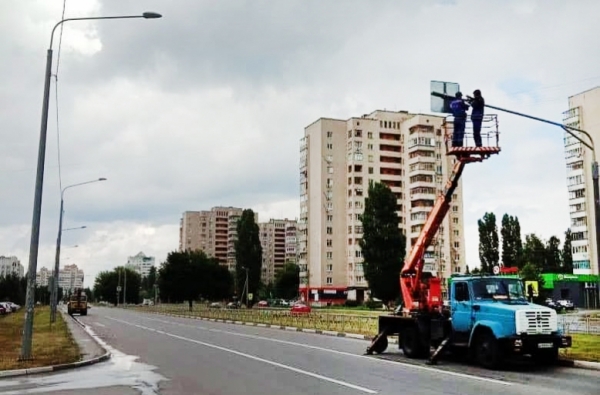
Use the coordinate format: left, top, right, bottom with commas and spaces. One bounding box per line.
0, 310, 110, 379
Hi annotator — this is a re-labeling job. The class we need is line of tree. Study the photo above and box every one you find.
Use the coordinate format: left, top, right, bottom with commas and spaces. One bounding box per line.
477, 212, 573, 275
94, 266, 142, 305
0, 273, 74, 305
158, 250, 234, 310
360, 181, 406, 306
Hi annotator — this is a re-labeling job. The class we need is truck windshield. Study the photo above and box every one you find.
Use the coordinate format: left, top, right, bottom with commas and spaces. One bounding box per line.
471, 279, 526, 301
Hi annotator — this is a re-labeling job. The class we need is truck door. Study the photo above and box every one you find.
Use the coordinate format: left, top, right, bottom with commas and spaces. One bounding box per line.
451, 281, 473, 333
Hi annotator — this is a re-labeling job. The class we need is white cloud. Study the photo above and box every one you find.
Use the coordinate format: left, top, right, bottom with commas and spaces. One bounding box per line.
2, 0, 599, 284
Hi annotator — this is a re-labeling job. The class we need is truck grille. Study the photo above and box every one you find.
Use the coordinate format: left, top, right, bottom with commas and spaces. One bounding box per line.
516, 310, 557, 335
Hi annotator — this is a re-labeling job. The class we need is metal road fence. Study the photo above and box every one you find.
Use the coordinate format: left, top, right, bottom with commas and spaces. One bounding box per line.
127, 304, 599, 336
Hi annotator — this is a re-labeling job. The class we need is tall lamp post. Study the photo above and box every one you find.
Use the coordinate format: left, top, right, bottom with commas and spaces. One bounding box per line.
21, 11, 162, 360
50, 179, 105, 323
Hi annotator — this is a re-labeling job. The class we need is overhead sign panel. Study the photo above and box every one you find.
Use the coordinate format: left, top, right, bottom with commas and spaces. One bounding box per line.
430, 80, 460, 113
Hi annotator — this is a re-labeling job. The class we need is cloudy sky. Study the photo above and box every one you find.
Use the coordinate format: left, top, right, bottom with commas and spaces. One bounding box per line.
1, 0, 599, 285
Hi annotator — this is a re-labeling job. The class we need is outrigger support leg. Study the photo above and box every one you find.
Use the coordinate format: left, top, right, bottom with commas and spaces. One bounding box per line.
426, 335, 452, 365
365, 327, 389, 355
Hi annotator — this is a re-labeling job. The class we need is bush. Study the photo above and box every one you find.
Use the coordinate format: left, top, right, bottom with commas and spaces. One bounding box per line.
365, 300, 383, 310
344, 299, 360, 307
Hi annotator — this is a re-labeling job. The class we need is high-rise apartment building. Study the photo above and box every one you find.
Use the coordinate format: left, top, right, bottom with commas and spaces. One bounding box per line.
126, 252, 155, 278
563, 87, 600, 275
180, 207, 257, 271
36, 267, 51, 286
299, 110, 465, 305
35, 264, 84, 292
0, 256, 24, 278
259, 219, 298, 284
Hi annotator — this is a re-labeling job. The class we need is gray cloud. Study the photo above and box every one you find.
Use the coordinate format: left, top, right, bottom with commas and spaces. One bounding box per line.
2, 0, 600, 280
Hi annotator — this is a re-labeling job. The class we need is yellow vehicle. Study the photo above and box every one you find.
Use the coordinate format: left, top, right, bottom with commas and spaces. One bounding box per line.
67, 289, 88, 316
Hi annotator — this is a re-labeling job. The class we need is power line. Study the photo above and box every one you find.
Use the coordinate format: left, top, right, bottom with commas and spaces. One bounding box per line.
54, 0, 67, 192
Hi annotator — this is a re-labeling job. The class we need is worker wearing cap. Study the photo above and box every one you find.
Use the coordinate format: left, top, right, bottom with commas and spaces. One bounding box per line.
450, 92, 469, 147
468, 89, 485, 147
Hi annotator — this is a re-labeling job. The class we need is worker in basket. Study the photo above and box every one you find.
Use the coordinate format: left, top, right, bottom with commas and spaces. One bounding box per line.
449, 92, 469, 147
467, 89, 485, 147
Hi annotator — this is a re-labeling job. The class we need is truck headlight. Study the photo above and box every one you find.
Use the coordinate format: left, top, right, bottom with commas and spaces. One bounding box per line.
514, 339, 522, 347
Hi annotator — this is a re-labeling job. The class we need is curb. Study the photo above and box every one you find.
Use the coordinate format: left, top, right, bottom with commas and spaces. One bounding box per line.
0, 313, 111, 379
144, 310, 600, 371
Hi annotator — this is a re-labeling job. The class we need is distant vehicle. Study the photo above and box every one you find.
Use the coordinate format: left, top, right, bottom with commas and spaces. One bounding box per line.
0, 302, 12, 313
209, 302, 222, 309
290, 303, 311, 315
67, 289, 88, 316
257, 300, 269, 307
556, 299, 575, 311
227, 301, 241, 309
142, 299, 154, 306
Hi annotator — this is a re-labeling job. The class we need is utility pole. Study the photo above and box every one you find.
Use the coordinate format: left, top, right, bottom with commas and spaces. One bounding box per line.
123, 268, 127, 306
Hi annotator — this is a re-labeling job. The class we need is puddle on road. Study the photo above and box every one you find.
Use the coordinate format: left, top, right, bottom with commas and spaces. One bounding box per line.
0, 324, 168, 394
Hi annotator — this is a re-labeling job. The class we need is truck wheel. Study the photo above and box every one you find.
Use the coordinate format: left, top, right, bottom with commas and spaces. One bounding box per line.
475, 332, 502, 369
401, 326, 425, 358
532, 348, 558, 365
81, 309, 88, 316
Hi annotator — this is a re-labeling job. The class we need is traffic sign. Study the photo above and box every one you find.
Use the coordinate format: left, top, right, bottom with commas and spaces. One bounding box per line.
117, 286, 122, 292
492, 265, 500, 275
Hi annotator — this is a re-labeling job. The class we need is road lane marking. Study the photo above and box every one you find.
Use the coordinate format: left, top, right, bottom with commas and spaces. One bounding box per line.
93, 322, 106, 327
106, 316, 377, 394
140, 315, 512, 386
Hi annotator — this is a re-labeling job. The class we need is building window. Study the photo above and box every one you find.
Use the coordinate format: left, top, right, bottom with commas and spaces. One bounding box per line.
327, 131, 333, 138
452, 217, 459, 224
454, 241, 460, 248
452, 206, 458, 212
326, 264, 333, 272
327, 143, 333, 150
328, 167, 334, 174
327, 215, 333, 222
326, 277, 333, 285
327, 239, 332, 247
453, 229, 459, 236
326, 251, 333, 259
368, 155, 373, 162
355, 130, 362, 138
367, 143, 373, 150
368, 167, 373, 174
327, 227, 333, 234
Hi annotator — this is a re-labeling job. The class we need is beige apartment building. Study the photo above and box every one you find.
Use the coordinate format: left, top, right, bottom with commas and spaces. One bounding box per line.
259, 219, 298, 284
299, 110, 466, 304
180, 207, 244, 269
563, 86, 600, 275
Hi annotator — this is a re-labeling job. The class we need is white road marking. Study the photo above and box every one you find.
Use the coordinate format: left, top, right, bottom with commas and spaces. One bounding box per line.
93, 322, 106, 327
141, 315, 512, 386
106, 316, 377, 394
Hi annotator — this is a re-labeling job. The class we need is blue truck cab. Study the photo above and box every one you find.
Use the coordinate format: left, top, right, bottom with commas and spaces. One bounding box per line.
450, 276, 572, 368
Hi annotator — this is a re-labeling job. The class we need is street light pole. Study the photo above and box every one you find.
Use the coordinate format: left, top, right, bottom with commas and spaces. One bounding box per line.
50, 179, 105, 324
21, 11, 162, 360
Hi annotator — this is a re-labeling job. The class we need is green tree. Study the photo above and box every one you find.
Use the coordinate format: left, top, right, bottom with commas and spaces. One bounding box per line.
158, 251, 204, 310
359, 181, 406, 305
203, 259, 234, 301
93, 267, 141, 305
544, 236, 562, 273
562, 229, 573, 273
84, 287, 94, 302
235, 209, 262, 306
523, 234, 546, 271
478, 212, 499, 273
94, 270, 119, 305
274, 263, 300, 300
501, 214, 523, 268
0, 273, 26, 305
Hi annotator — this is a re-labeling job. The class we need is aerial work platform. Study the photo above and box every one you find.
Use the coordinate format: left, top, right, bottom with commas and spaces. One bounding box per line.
443, 114, 501, 162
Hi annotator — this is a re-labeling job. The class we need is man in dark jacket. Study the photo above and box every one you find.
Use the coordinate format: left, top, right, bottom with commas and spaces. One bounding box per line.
450, 92, 469, 147
468, 89, 485, 147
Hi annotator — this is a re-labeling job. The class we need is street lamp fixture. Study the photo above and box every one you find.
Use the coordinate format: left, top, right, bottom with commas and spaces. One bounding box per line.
50, 178, 105, 325
22, 11, 162, 360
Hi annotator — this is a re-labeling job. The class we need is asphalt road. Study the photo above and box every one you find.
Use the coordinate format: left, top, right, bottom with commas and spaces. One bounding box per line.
0, 307, 597, 395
